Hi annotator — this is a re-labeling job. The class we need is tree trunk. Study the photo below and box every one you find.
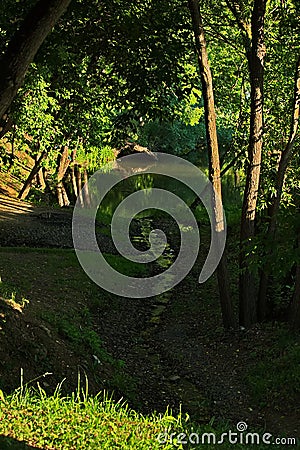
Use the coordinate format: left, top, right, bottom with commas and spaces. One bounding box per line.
83, 168, 91, 208
75, 165, 83, 207
71, 164, 78, 198
258, 55, 300, 321
70, 149, 78, 201
0, 0, 72, 118
18, 150, 46, 200
56, 181, 70, 207
57, 145, 70, 181
188, 0, 235, 329
56, 145, 71, 207
37, 167, 47, 190
234, 170, 240, 188
56, 181, 65, 207
61, 182, 70, 206
239, 0, 266, 328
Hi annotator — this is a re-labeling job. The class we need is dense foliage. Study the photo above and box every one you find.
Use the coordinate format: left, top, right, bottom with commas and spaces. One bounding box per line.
0, 0, 299, 326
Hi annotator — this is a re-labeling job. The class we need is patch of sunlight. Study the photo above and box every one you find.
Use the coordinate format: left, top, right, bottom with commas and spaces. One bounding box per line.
0, 294, 29, 313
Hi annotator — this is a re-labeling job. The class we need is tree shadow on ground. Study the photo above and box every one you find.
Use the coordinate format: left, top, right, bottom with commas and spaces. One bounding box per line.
0, 435, 38, 449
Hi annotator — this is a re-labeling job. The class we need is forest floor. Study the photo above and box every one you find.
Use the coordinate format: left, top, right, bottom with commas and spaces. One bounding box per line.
0, 192, 299, 441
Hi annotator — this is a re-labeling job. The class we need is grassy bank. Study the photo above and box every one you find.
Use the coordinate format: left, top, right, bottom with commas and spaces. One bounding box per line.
0, 386, 296, 449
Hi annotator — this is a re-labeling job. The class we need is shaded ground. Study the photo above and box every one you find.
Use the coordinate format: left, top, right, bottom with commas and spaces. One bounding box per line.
0, 194, 116, 252
0, 194, 299, 441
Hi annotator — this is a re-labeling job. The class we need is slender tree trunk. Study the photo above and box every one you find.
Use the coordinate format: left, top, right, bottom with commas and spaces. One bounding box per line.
70, 149, 78, 201
0, 0, 72, 118
71, 164, 78, 198
56, 145, 70, 207
18, 150, 46, 200
75, 165, 83, 207
61, 183, 70, 206
57, 181, 70, 207
188, 0, 235, 329
83, 168, 91, 208
258, 55, 300, 320
234, 170, 240, 188
57, 145, 70, 181
239, 0, 266, 327
56, 181, 65, 207
37, 167, 47, 190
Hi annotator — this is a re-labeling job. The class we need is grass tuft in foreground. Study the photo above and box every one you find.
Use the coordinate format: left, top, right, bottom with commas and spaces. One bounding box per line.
0, 381, 297, 449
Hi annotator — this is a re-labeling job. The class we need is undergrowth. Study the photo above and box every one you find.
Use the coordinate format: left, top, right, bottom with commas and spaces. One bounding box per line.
0, 381, 296, 449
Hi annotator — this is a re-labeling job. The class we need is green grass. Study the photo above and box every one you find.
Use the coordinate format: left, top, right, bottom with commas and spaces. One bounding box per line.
0, 385, 296, 449
40, 310, 109, 361
0, 247, 148, 307
104, 253, 148, 277
0, 248, 145, 403
0, 244, 299, 448
0, 277, 29, 308
39, 308, 138, 402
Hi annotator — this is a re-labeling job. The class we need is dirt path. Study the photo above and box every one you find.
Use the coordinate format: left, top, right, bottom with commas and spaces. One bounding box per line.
0, 194, 115, 252
0, 194, 299, 438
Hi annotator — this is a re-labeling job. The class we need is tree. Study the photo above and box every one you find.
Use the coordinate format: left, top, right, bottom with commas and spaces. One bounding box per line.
1, 0, 298, 332
188, 0, 235, 329
0, 0, 72, 119
3, 0, 206, 204
56, 145, 71, 207
226, 0, 267, 327
18, 149, 47, 200
258, 54, 300, 320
